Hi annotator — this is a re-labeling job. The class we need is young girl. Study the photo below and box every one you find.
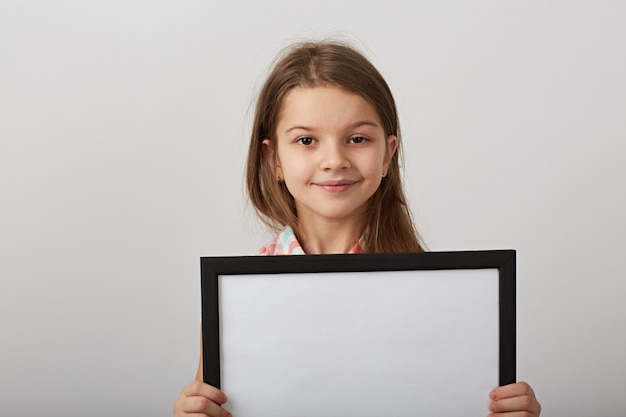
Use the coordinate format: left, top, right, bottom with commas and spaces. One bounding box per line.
174, 40, 541, 417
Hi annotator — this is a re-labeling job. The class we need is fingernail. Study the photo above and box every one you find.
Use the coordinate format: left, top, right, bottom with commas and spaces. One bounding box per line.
490, 389, 497, 400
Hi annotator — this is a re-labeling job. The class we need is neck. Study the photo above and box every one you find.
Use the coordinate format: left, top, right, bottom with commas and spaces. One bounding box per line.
296, 218, 365, 255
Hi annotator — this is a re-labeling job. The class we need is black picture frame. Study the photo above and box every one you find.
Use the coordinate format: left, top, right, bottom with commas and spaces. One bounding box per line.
201, 250, 515, 415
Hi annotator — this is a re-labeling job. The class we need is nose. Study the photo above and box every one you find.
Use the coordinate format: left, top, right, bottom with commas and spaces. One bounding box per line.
319, 141, 351, 171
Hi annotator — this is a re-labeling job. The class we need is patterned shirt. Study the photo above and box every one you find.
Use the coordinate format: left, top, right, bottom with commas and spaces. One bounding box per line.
255, 226, 365, 255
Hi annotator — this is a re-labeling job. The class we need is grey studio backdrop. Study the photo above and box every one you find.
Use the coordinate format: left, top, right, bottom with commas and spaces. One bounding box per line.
0, 1, 624, 416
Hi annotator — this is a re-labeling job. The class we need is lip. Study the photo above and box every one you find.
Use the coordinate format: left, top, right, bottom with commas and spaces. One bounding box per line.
313, 179, 359, 192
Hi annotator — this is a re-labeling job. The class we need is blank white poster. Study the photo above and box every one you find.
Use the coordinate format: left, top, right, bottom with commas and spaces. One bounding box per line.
218, 268, 499, 416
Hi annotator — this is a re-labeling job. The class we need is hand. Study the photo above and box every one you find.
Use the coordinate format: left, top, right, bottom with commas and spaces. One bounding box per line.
173, 380, 231, 417
488, 381, 541, 416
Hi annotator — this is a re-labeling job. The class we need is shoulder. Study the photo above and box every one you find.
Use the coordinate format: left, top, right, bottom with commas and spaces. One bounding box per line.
255, 226, 305, 256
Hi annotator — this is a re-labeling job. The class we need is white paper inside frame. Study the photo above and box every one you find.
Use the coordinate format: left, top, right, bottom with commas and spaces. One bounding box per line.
219, 268, 499, 417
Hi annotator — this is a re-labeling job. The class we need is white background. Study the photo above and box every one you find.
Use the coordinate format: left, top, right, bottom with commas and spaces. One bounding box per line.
1, 1, 624, 416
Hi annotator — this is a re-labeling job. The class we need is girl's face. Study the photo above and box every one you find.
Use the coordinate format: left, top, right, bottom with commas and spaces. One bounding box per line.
266, 85, 397, 226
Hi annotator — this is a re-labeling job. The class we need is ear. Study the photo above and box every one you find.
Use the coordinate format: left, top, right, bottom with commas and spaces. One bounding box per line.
262, 138, 283, 180
383, 135, 399, 172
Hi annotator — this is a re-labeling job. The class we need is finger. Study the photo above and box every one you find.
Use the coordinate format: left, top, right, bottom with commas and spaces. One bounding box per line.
182, 395, 231, 417
488, 412, 538, 417
174, 394, 227, 417
489, 394, 541, 416
182, 412, 230, 417
490, 381, 535, 401
180, 380, 228, 405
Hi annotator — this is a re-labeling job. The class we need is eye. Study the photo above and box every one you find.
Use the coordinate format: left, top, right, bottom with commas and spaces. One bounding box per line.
296, 137, 317, 146
349, 136, 368, 144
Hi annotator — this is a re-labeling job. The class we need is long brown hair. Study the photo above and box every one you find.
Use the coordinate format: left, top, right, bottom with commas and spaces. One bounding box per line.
245, 40, 425, 253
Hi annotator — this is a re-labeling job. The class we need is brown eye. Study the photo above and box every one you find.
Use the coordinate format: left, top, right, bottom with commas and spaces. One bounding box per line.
297, 137, 316, 146
349, 136, 368, 144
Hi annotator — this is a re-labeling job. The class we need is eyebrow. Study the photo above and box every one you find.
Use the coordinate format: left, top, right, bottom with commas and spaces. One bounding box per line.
283, 120, 381, 134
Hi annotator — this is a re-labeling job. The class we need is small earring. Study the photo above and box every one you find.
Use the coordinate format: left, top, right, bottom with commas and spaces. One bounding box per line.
382, 172, 386, 178
277, 175, 282, 182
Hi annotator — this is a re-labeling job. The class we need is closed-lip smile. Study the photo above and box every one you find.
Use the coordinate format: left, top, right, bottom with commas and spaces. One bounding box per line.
313, 179, 359, 192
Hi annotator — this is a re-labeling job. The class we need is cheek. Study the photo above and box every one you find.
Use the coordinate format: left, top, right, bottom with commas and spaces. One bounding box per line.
363, 152, 387, 176
277, 157, 308, 188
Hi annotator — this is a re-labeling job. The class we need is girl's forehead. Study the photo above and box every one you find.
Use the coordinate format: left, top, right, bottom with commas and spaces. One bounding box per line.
276, 85, 382, 130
